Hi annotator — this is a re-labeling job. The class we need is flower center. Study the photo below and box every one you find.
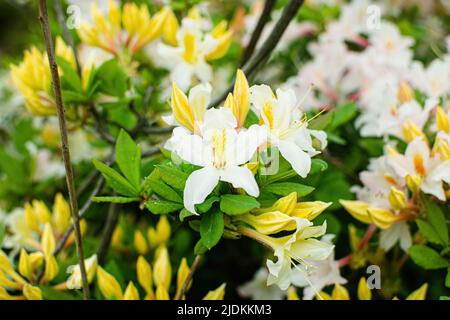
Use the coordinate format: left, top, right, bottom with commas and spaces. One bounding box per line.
212, 129, 227, 169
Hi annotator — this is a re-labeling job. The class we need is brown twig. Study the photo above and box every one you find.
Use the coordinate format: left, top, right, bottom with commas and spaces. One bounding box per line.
96, 203, 120, 265
338, 224, 378, 267
240, 0, 277, 66
209, 0, 304, 108
38, 0, 89, 299
174, 255, 202, 300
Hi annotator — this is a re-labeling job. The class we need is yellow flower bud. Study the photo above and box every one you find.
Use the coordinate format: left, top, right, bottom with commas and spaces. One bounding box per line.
0, 250, 14, 274
204, 30, 233, 61
316, 291, 332, 300
43, 255, 59, 283
41, 223, 55, 256
357, 277, 372, 300
397, 81, 414, 104
29, 252, 44, 272
233, 69, 250, 128
163, 8, 179, 46
262, 192, 297, 215
23, 284, 43, 300
367, 207, 399, 229
24, 203, 40, 233
432, 137, 450, 160
291, 201, 332, 220
406, 174, 422, 194
123, 281, 140, 300
134, 230, 148, 255
153, 246, 172, 291
287, 287, 300, 300
388, 187, 407, 210
176, 258, 190, 299
155, 284, 170, 300
111, 225, 123, 249
97, 266, 123, 300
171, 83, 195, 132
0, 270, 22, 290
332, 284, 350, 300
401, 120, 424, 143
18, 249, 32, 281
52, 193, 71, 235
436, 107, 449, 133
137, 256, 153, 297
235, 211, 296, 235
406, 283, 428, 300
203, 283, 226, 300
32, 200, 52, 225
339, 200, 371, 224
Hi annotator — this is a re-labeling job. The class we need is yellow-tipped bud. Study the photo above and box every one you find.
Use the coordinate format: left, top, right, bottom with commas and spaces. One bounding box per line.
233, 69, 250, 128
291, 201, 332, 220
406, 174, 422, 194
24, 203, 40, 233
245, 162, 259, 175
433, 137, 450, 160
43, 255, 59, 282
203, 283, 226, 300
397, 81, 414, 104
287, 287, 300, 300
134, 230, 148, 255
235, 211, 296, 235
367, 208, 399, 229
111, 225, 123, 249
176, 258, 190, 299
137, 256, 153, 297
0, 250, 14, 274
171, 83, 195, 132
148, 216, 171, 248
388, 187, 407, 210
316, 291, 332, 300
41, 223, 55, 256
23, 284, 43, 300
153, 246, 172, 291
18, 249, 32, 281
204, 30, 233, 61
52, 193, 71, 235
339, 200, 371, 224
357, 277, 372, 300
32, 200, 52, 225
406, 283, 428, 300
332, 284, 350, 300
156, 284, 170, 300
401, 120, 424, 143
97, 266, 123, 300
271, 192, 297, 215
0, 270, 22, 290
163, 8, 179, 46
436, 107, 449, 133
123, 281, 140, 300
29, 252, 44, 272
66, 254, 98, 289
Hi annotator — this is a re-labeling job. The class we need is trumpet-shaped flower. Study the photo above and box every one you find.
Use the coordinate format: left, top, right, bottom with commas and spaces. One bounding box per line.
78, 1, 169, 55
66, 254, 98, 290
249, 85, 327, 177
170, 108, 266, 213
386, 137, 450, 201
157, 16, 232, 91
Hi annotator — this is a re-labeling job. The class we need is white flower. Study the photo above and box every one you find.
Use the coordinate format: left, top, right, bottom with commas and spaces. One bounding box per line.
249, 85, 327, 177
238, 268, 287, 300
386, 137, 450, 201
379, 221, 412, 252
171, 108, 266, 213
66, 254, 98, 289
263, 219, 334, 290
290, 235, 346, 300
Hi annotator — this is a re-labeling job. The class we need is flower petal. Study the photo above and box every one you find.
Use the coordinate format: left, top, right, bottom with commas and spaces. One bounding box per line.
184, 167, 220, 214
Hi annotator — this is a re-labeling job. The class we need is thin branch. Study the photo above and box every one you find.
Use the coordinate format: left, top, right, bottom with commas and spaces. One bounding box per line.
174, 255, 202, 300
240, 0, 277, 66
209, 0, 304, 108
96, 203, 120, 265
38, 0, 89, 299
52, 0, 81, 74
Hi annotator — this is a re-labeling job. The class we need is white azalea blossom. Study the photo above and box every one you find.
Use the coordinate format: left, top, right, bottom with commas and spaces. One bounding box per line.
238, 268, 287, 300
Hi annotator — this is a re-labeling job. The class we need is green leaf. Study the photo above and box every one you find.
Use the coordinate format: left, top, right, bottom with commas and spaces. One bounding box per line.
330, 102, 358, 130
309, 112, 334, 130
0, 223, 5, 246
92, 196, 140, 204
200, 211, 224, 250
423, 197, 449, 246
116, 129, 141, 190
310, 159, 328, 174
409, 245, 450, 270
156, 164, 189, 191
194, 239, 208, 255
220, 194, 260, 216
145, 200, 183, 214
92, 159, 138, 197
440, 296, 450, 300
179, 208, 196, 222
416, 220, 443, 245
446, 268, 450, 288
197, 196, 220, 213
95, 59, 127, 97
56, 57, 82, 93
263, 182, 315, 197
144, 177, 182, 203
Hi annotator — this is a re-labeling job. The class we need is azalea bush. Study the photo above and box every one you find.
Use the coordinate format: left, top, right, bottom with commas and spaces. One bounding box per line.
0, 0, 449, 301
